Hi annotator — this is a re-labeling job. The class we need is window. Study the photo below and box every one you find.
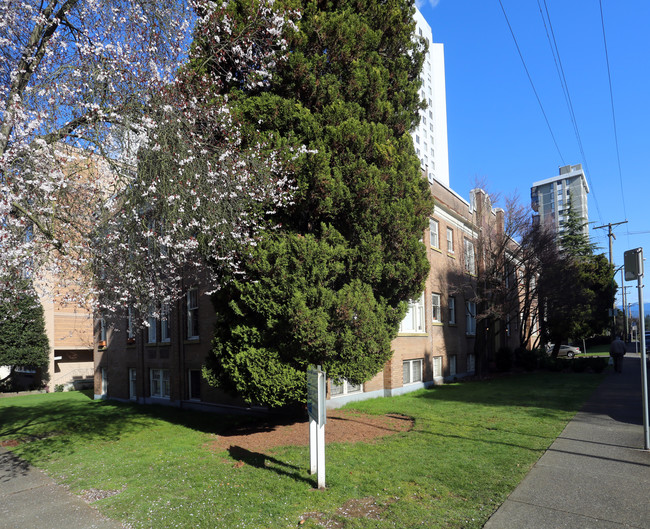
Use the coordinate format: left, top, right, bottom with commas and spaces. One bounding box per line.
150, 369, 170, 398
129, 368, 137, 400
127, 306, 135, 343
147, 308, 157, 344
464, 239, 475, 274
101, 368, 108, 396
161, 303, 171, 343
330, 378, 363, 397
399, 294, 425, 333
186, 288, 199, 340
431, 293, 441, 323
446, 227, 454, 253
429, 219, 439, 248
403, 359, 423, 385
449, 355, 457, 376
466, 301, 476, 335
433, 356, 442, 378
467, 354, 476, 373
448, 296, 456, 325
188, 369, 201, 400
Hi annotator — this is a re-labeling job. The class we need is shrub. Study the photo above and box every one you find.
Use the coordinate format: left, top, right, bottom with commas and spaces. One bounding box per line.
571, 357, 589, 373
54, 384, 65, 392
495, 346, 513, 372
587, 357, 608, 373
520, 348, 540, 372
540, 355, 565, 372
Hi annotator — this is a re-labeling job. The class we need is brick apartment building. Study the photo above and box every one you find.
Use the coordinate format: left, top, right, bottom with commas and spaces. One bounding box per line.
93, 180, 528, 410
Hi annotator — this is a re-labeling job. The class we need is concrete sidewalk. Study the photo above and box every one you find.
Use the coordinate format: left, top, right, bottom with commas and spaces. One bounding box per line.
484, 354, 650, 529
0, 447, 124, 529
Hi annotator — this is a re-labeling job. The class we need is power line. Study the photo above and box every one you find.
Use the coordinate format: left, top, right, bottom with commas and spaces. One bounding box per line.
598, 0, 629, 227
497, 0, 565, 166
537, 0, 602, 223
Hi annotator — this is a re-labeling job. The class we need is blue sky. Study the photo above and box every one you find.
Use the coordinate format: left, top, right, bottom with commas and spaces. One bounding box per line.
416, 0, 649, 309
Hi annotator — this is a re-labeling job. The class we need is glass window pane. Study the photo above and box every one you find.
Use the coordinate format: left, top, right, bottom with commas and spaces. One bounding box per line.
413, 360, 422, 382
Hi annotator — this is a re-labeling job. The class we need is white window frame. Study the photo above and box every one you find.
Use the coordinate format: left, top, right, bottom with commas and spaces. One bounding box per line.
150, 369, 170, 399
129, 368, 137, 400
466, 301, 476, 336
433, 356, 442, 378
161, 303, 171, 343
186, 288, 199, 340
403, 359, 423, 385
446, 227, 454, 253
147, 307, 157, 344
464, 238, 476, 274
448, 296, 456, 325
429, 219, 439, 249
399, 293, 426, 333
127, 306, 135, 341
330, 378, 363, 398
431, 293, 441, 323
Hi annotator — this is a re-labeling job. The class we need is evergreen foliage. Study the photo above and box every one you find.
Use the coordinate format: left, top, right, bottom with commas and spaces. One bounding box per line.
202, 0, 433, 406
539, 204, 614, 355
0, 279, 49, 385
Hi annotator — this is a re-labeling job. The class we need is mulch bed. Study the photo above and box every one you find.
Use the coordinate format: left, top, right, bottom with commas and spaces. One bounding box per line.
209, 409, 414, 454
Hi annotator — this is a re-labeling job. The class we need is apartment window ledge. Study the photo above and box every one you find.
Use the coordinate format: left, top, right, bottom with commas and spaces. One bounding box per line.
431, 246, 442, 254
184, 338, 200, 344
431, 321, 444, 327
396, 332, 429, 337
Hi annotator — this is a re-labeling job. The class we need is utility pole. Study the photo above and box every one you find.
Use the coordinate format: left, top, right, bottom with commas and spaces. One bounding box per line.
594, 220, 628, 265
621, 282, 630, 341
595, 221, 628, 336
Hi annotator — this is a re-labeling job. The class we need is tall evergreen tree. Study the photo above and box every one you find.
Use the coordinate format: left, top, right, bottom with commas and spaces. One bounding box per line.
539, 202, 614, 356
202, 0, 433, 406
0, 279, 49, 386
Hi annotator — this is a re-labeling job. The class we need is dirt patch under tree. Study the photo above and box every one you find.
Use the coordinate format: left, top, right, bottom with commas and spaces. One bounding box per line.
209, 409, 414, 454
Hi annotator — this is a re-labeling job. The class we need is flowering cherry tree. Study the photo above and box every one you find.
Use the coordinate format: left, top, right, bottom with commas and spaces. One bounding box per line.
0, 0, 302, 321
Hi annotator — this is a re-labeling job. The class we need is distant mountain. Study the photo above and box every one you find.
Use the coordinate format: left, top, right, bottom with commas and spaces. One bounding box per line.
619, 303, 650, 318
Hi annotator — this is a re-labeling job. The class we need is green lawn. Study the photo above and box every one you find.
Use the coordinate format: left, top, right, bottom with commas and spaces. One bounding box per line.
586, 344, 610, 356
0, 372, 605, 529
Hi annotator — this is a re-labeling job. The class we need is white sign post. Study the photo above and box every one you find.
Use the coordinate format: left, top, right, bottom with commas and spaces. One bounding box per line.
307, 365, 326, 488
624, 248, 650, 450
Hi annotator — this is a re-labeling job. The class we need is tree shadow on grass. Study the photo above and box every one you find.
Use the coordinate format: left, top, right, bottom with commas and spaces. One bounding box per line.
412, 372, 604, 413
0, 392, 304, 464
0, 397, 162, 463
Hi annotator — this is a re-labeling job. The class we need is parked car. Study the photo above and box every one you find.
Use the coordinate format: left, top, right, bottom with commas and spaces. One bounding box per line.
545, 344, 581, 358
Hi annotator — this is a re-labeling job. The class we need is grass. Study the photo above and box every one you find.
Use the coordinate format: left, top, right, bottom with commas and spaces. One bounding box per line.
586, 344, 611, 356
0, 372, 606, 529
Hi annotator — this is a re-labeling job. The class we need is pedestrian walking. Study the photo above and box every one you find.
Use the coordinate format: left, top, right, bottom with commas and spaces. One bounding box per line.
609, 336, 626, 373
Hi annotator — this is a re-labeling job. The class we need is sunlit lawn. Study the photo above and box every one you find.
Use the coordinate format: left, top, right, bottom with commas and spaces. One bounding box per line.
0, 372, 605, 528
